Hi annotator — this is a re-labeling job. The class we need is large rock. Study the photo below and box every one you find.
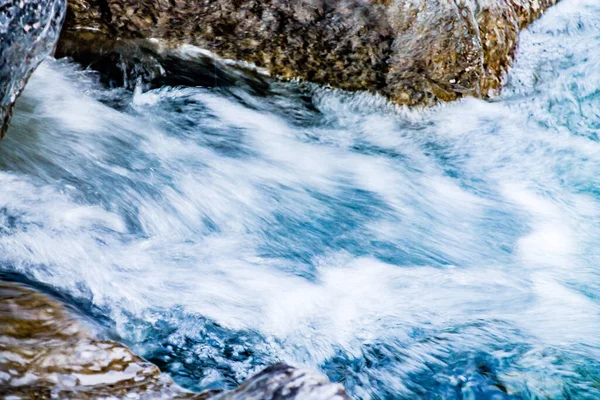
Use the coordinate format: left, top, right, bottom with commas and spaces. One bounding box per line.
0, 0, 66, 138
0, 281, 349, 399
58, 0, 559, 105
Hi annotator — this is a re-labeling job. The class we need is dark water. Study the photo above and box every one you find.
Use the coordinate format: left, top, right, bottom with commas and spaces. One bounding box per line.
2, 0, 600, 398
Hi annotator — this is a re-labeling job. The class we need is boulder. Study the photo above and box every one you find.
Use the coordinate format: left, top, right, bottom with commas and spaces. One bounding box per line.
58, 0, 559, 105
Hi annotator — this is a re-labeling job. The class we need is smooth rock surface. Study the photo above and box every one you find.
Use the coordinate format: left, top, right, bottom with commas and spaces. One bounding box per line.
0, 281, 349, 399
0, 281, 196, 398
59, 0, 559, 105
212, 364, 350, 400
0, 0, 66, 138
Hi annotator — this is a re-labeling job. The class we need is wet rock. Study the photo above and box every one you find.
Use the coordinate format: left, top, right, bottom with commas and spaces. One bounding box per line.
55, 34, 272, 95
0, 0, 66, 138
0, 281, 348, 399
213, 363, 350, 400
0, 281, 196, 398
58, 0, 559, 106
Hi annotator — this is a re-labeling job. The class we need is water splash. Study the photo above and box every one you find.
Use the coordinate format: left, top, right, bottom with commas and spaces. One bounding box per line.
0, 0, 66, 137
2, 0, 600, 398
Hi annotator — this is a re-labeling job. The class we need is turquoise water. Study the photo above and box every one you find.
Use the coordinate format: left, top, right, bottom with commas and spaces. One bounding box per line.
2, 0, 600, 398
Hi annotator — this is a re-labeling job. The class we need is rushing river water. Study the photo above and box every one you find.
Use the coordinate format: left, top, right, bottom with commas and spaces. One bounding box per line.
2, 0, 600, 398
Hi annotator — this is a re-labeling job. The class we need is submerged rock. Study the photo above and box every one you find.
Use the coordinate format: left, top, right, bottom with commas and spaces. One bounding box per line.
59, 0, 559, 105
0, 281, 349, 399
0, 0, 66, 138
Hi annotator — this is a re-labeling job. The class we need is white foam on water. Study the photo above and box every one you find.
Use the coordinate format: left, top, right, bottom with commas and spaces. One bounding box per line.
2, 0, 600, 397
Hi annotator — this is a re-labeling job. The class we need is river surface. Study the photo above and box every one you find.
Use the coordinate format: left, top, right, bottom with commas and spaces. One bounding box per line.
2, 0, 600, 398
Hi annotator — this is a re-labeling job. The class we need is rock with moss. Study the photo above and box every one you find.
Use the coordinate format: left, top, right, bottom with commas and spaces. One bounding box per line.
59, 0, 558, 106
0, 0, 66, 138
0, 281, 349, 399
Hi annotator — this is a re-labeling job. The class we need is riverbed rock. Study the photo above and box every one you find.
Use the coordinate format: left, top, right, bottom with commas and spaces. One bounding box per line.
213, 363, 350, 400
0, 281, 196, 398
58, 0, 559, 106
0, 281, 349, 399
0, 0, 66, 138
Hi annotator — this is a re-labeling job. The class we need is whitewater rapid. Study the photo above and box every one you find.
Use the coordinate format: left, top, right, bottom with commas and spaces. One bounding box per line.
1, 0, 600, 398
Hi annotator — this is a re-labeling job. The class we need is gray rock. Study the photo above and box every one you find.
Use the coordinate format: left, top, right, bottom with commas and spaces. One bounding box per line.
0, 0, 66, 138
213, 364, 350, 400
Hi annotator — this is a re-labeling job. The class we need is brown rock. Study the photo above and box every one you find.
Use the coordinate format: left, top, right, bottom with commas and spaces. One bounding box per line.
0, 281, 349, 399
0, 281, 198, 398
58, 0, 559, 105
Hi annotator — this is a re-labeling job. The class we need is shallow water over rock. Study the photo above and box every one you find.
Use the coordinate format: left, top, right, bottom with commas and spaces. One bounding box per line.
0, 280, 348, 398
0, 0, 65, 137
1, 0, 600, 398
0, 281, 197, 398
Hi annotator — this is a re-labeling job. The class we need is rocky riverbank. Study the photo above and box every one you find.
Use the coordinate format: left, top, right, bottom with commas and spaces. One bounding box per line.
0, 281, 349, 399
1, 0, 561, 137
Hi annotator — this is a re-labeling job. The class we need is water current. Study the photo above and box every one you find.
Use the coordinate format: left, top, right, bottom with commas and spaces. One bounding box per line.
1, 0, 600, 397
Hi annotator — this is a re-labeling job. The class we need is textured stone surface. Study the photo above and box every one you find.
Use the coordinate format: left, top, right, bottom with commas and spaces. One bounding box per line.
213, 363, 350, 400
59, 0, 559, 105
0, 281, 197, 398
0, 281, 348, 399
0, 0, 66, 138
